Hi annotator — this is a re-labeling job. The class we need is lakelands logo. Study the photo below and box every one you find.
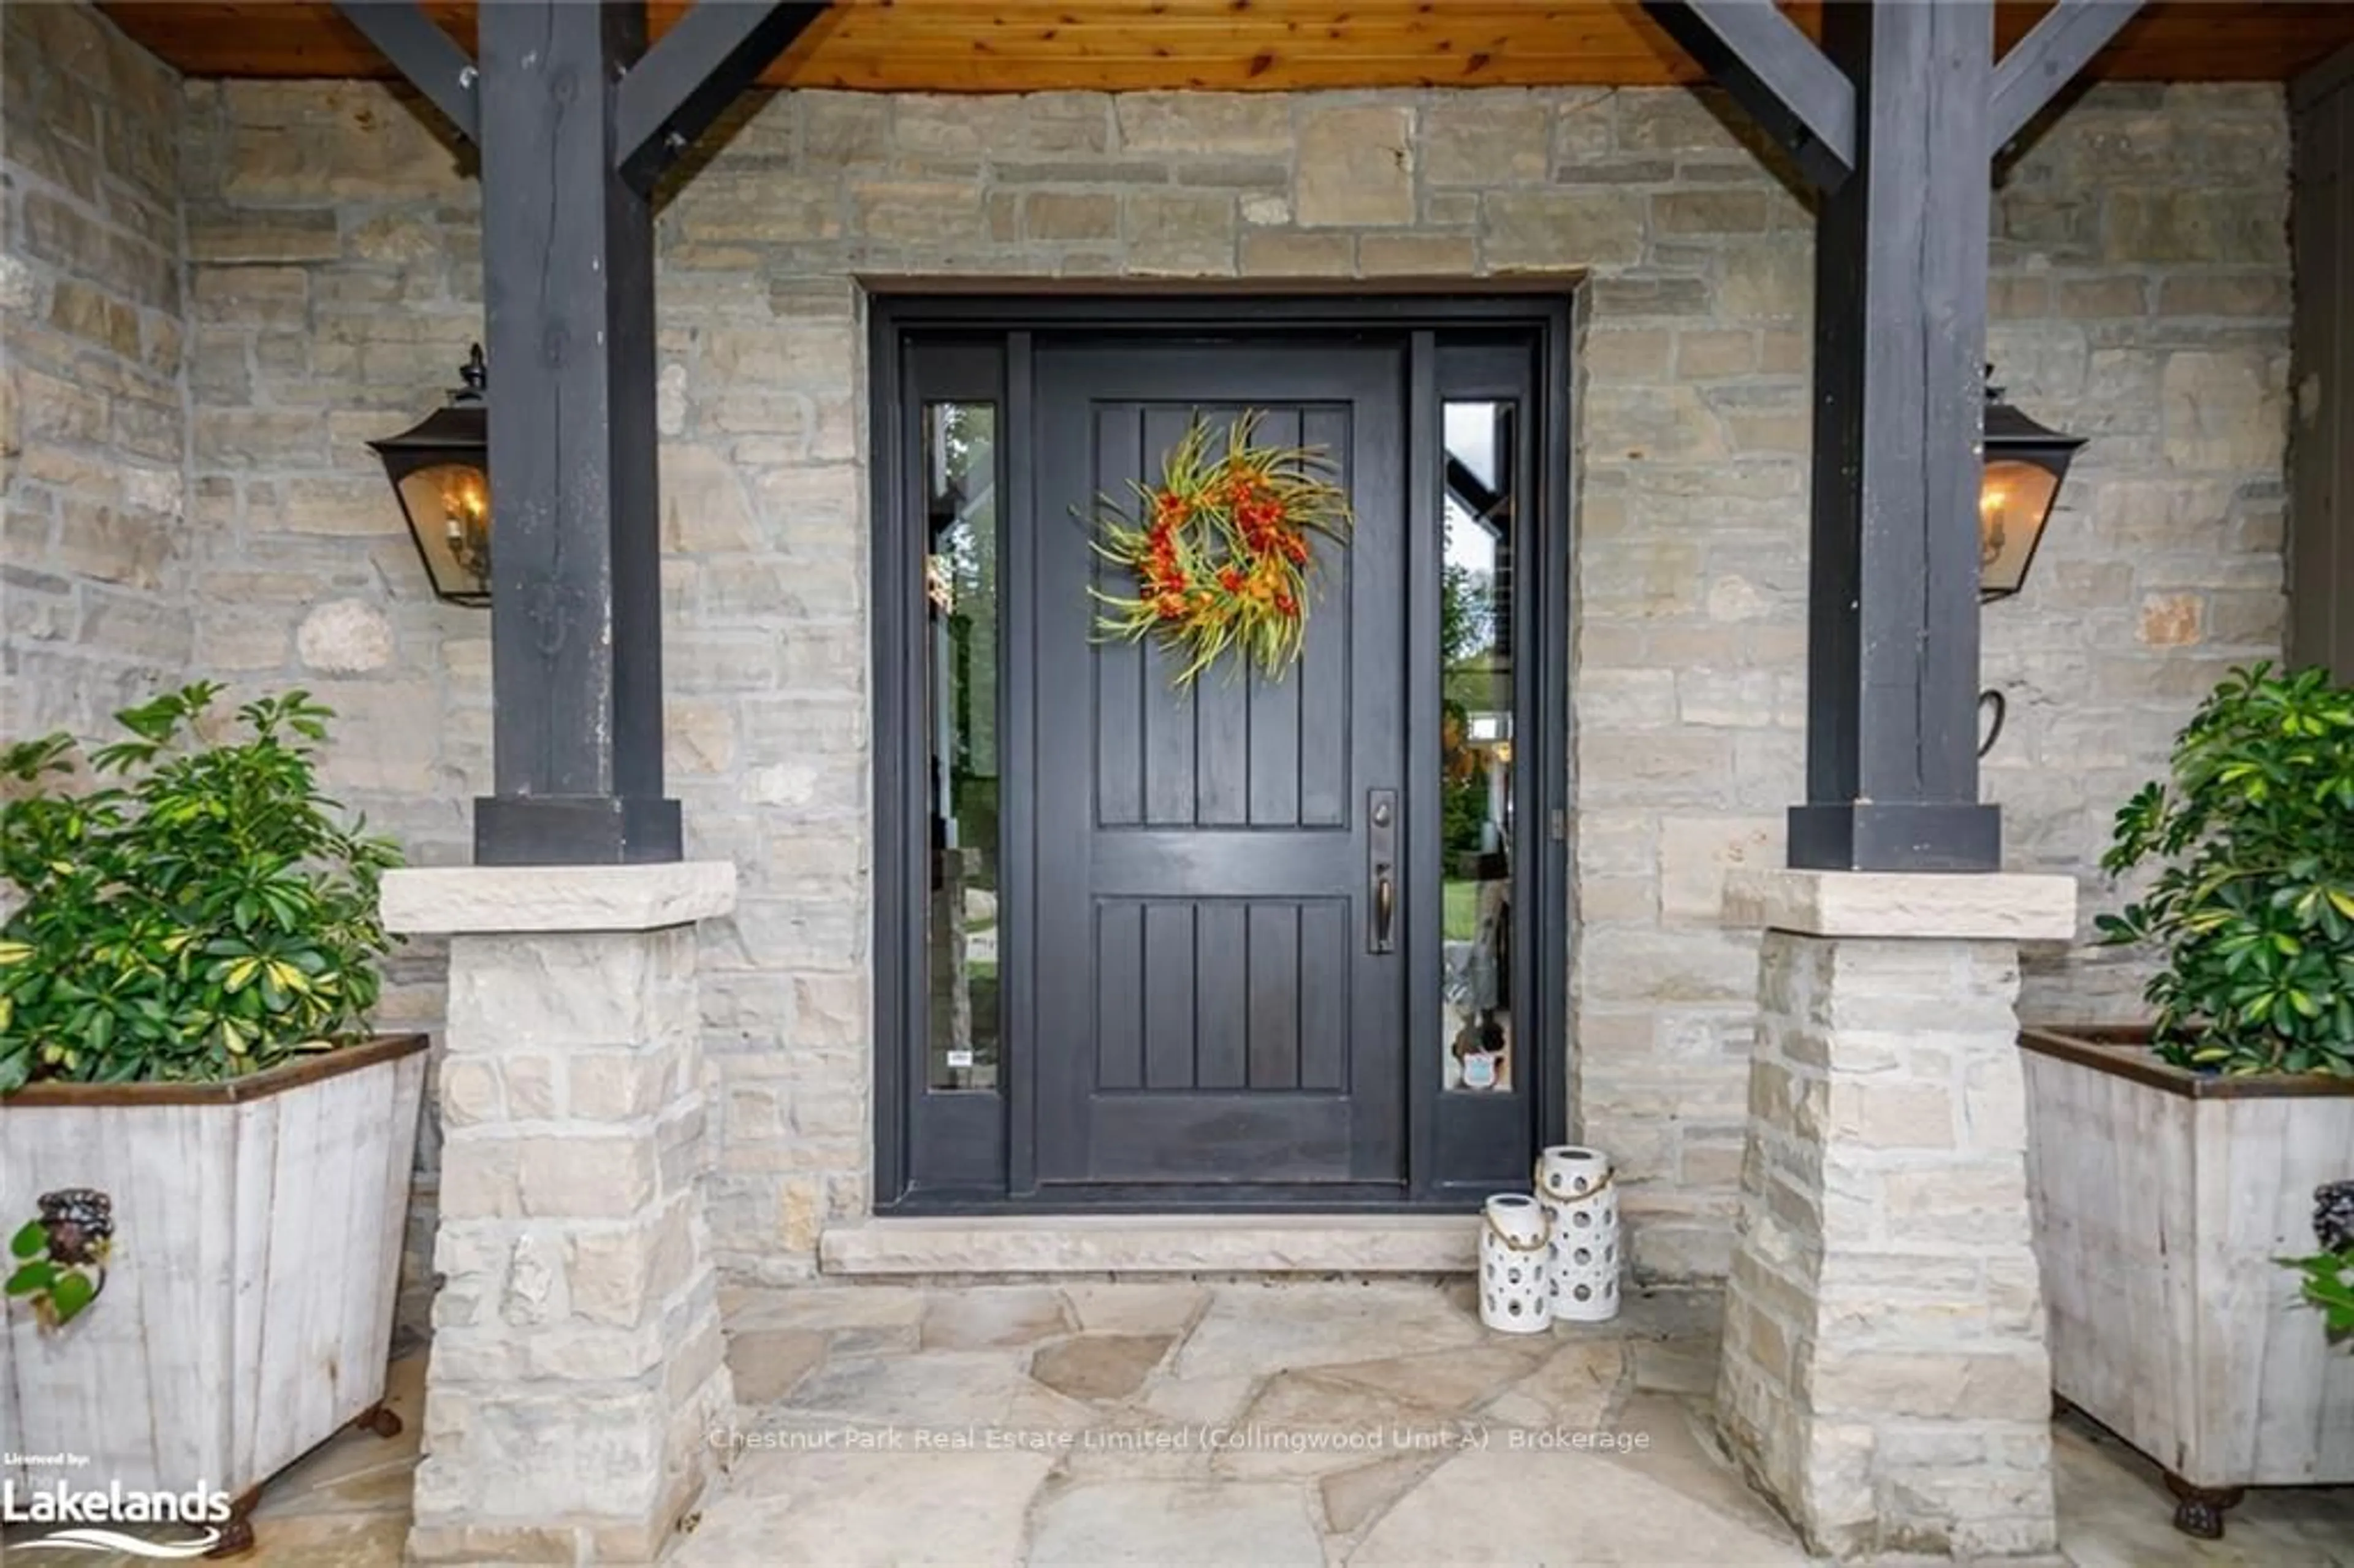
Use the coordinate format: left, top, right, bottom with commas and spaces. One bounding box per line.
1, 1474, 234, 1558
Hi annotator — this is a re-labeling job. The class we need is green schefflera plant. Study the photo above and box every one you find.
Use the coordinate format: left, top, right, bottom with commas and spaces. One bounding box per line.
6, 1189, 113, 1331
0, 684, 401, 1093
2287, 1182, 2354, 1350
2094, 662, 2354, 1077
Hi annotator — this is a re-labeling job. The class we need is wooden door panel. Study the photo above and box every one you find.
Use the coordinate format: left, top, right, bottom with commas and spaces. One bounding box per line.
1091, 403, 1354, 832
1088, 897, 1349, 1094
1031, 338, 1406, 1187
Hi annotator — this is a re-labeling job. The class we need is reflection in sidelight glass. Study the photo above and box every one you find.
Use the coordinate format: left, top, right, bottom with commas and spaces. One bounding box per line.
925, 403, 1001, 1090
1440, 402, 1516, 1092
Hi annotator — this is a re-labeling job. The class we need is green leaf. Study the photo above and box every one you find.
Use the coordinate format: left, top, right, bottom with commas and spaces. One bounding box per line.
10, 1221, 47, 1260
45, 1268, 97, 1323
0, 683, 402, 1091
4, 1260, 58, 1296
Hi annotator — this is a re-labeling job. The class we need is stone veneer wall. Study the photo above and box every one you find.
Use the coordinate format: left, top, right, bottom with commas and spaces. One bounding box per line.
2, 4, 189, 738
161, 77, 2291, 1303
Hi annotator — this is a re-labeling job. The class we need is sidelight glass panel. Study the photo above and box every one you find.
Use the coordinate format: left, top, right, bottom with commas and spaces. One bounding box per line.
1440, 401, 1517, 1094
925, 403, 1001, 1091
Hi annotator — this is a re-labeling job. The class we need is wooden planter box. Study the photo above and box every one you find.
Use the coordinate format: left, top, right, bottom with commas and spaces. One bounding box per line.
2019, 1026, 2354, 1524
0, 1035, 429, 1509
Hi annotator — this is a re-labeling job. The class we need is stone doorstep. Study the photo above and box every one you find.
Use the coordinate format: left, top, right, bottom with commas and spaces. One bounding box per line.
819, 1214, 1477, 1277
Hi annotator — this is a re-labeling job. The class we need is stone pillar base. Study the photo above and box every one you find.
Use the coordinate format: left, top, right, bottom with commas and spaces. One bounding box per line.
1715, 870, 2076, 1561
384, 864, 739, 1565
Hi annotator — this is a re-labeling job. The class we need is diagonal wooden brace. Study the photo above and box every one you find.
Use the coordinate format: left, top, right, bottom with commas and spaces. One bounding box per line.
331, 2, 478, 143
1641, 0, 1856, 192
612, 2, 828, 192
1989, 0, 2146, 154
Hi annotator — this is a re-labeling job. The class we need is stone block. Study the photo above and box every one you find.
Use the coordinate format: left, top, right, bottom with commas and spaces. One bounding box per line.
1422, 97, 1548, 186
1806, 1347, 2049, 1423
1114, 94, 1292, 156
1357, 233, 1476, 276
1674, 328, 1759, 378
295, 597, 395, 672
1240, 229, 1354, 276
48, 278, 142, 358
1024, 191, 1119, 242
2137, 592, 2203, 646
2162, 348, 2285, 471
1826, 1080, 1956, 1150
1716, 240, 1810, 319
2103, 188, 2286, 266
438, 1058, 503, 1130
1482, 189, 1644, 270
186, 205, 341, 262
1615, 88, 1746, 156
452, 937, 674, 1047
1577, 327, 1669, 380
568, 1203, 695, 1330
1027, 93, 1112, 156
1124, 191, 1237, 275
1652, 189, 1772, 234
1296, 105, 1413, 227
1660, 816, 1781, 922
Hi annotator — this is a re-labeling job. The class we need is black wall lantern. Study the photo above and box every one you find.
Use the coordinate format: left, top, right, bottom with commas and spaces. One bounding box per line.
1976, 367, 2087, 755
369, 345, 491, 606
1979, 368, 2087, 605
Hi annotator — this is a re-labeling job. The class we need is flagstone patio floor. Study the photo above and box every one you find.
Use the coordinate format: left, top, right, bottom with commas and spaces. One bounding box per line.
10, 1281, 2353, 1566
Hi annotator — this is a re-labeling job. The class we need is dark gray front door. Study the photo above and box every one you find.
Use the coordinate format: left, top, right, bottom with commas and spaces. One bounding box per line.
1029, 338, 1409, 1188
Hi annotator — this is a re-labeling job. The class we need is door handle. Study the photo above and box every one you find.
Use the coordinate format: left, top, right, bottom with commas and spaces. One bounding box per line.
1368, 788, 1397, 954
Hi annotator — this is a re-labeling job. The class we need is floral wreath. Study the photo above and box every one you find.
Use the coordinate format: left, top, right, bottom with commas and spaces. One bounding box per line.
1092, 411, 1353, 687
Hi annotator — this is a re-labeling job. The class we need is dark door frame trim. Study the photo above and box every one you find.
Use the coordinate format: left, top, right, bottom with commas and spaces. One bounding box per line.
869, 291, 1575, 1213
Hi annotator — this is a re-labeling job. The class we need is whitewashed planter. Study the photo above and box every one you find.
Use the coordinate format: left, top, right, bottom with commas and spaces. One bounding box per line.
1479, 1194, 1552, 1333
2021, 1026, 2354, 1537
1536, 1144, 1620, 1322
0, 1036, 427, 1518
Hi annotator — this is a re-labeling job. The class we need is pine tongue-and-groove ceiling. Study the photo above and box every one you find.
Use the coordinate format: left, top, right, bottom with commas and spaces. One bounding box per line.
97, 1, 2354, 94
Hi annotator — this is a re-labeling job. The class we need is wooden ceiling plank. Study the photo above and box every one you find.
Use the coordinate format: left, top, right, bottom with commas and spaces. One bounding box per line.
93, 0, 2354, 88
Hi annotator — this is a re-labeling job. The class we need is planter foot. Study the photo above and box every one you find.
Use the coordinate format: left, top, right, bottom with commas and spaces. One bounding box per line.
204, 1496, 258, 1559
2163, 1473, 2243, 1540
352, 1401, 404, 1439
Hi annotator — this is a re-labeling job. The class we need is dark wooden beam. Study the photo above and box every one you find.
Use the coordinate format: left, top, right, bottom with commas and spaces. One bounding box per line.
1788, 0, 2001, 872
471, 1, 677, 865
330, 2, 478, 143
1989, 0, 2145, 154
1639, 0, 1856, 191
613, 2, 826, 191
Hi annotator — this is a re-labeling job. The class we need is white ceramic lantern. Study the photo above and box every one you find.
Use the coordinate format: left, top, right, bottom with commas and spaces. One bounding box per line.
1536, 1144, 1620, 1322
1479, 1193, 1553, 1333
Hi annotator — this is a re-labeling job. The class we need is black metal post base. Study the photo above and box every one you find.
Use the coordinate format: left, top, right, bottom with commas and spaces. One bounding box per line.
1787, 802, 2002, 873
474, 795, 683, 867
2163, 1473, 2244, 1540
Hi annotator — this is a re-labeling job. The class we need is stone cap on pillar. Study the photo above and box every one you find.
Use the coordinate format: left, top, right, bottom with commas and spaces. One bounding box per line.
1723, 868, 2076, 942
381, 861, 737, 935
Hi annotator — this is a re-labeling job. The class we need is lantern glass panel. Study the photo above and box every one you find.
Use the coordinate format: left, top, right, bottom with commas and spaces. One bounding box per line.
1978, 457, 2060, 601
394, 461, 492, 602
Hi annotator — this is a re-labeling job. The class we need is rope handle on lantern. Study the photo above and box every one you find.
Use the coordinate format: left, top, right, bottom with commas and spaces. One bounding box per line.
1481, 1203, 1553, 1253
1531, 1159, 1615, 1203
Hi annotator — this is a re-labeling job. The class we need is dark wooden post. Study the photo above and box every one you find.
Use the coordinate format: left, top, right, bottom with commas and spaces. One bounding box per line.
337, 1, 821, 865
469, 2, 674, 865
1787, 0, 2000, 872
1644, 0, 2141, 873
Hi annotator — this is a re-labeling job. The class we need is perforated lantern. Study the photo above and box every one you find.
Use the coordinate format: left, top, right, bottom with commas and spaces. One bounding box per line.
369, 345, 491, 606
1979, 370, 2086, 604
